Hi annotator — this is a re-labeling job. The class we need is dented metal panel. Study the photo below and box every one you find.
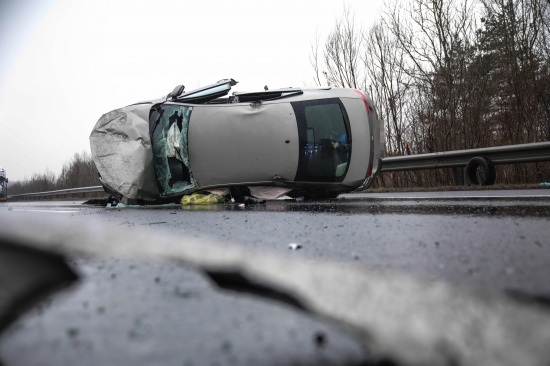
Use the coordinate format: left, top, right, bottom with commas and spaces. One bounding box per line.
90, 104, 160, 200
188, 102, 299, 187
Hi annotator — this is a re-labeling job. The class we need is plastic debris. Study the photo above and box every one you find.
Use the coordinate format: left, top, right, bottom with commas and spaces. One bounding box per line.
288, 243, 302, 250
207, 188, 231, 196
248, 186, 292, 200
314, 331, 326, 348
244, 196, 266, 205
540, 182, 550, 187
181, 193, 228, 205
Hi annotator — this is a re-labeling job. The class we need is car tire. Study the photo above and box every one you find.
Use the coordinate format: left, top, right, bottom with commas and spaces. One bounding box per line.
465, 157, 496, 186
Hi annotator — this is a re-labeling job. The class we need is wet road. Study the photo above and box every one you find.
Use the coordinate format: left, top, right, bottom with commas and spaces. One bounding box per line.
1, 190, 550, 365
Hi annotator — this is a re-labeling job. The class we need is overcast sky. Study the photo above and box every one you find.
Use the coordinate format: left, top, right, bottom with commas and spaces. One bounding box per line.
0, 0, 383, 182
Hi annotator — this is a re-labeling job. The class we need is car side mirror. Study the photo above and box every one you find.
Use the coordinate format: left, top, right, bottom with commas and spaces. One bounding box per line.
168, 85, 185, 100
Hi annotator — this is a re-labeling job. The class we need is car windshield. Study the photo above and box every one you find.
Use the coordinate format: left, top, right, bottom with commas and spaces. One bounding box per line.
150, 104, 197, 196
292, 99, 351, 182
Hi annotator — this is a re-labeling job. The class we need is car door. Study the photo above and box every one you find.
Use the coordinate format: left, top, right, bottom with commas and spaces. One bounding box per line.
187, 101, 299, 187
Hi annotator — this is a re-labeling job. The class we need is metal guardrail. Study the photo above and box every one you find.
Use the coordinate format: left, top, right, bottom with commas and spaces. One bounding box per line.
6, 142, 550, 200
380, 141, 550, 172
8, 186, 105, 201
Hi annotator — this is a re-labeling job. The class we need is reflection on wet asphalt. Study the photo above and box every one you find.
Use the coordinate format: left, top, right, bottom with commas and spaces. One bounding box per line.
224, 199, 550, 217
94, 196, 550, 296
137, 194, 550, 217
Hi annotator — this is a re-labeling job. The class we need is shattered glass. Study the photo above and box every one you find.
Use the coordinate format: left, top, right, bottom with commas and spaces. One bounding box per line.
151, 104, 197, 196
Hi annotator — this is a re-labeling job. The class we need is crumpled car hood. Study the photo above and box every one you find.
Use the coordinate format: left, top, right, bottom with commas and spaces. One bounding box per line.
90, 104, 160, 200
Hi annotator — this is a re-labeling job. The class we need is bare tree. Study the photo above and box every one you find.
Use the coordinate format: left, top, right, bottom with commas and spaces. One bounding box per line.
385, 0, 479, 154
10, 151, 99, 195
321, 7, 365, 89
310, 0, 550, 188
309, 31, 326, 86
57, 151, 99, 189
364, 22, 411, 157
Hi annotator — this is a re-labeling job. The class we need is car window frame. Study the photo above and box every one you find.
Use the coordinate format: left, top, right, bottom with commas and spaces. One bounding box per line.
291, 98, 352, 183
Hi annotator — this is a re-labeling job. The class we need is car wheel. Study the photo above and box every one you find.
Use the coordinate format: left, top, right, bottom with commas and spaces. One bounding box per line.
465, 157, 496, 186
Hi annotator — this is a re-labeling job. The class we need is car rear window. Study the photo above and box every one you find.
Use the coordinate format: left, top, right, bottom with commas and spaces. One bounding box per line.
292, 99, 351, 182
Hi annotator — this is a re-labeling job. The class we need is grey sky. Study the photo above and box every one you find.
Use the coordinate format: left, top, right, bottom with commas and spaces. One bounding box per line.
0, 0, 383, 182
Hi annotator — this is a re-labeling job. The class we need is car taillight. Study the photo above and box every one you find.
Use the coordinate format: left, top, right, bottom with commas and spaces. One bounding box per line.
353, 89, 371, 114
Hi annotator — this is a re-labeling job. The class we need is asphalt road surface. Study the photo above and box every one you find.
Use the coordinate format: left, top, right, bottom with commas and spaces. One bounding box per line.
1, 189, 549, 366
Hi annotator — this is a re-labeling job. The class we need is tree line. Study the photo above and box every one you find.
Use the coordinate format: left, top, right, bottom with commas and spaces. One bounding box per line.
311, 0, 550, 187
8, 152, 99, 195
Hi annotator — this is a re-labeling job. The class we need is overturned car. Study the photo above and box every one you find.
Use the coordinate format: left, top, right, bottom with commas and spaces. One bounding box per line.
90, 79, 384, 203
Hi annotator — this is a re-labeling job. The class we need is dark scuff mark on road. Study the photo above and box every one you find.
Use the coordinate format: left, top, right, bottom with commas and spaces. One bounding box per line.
205, 269, 309, 311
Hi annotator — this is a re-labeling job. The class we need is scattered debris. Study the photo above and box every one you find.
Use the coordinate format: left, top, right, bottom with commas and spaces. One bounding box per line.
288, 243, 302, 250
181, 193, 228, 205
248, 186, 292, 200
106, 202, 140, 209
66, 327, 79, 338
220, 340, 233, 354
243, 196, 266, 205
206, 188, 231, 196
314, 331, 327, 348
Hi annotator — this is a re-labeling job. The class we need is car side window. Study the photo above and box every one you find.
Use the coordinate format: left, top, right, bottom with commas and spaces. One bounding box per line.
292, 99, 351, 182
150, 104, 196, 196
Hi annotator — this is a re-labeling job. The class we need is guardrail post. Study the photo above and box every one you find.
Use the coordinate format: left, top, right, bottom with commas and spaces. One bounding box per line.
453, 167, 464, 186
